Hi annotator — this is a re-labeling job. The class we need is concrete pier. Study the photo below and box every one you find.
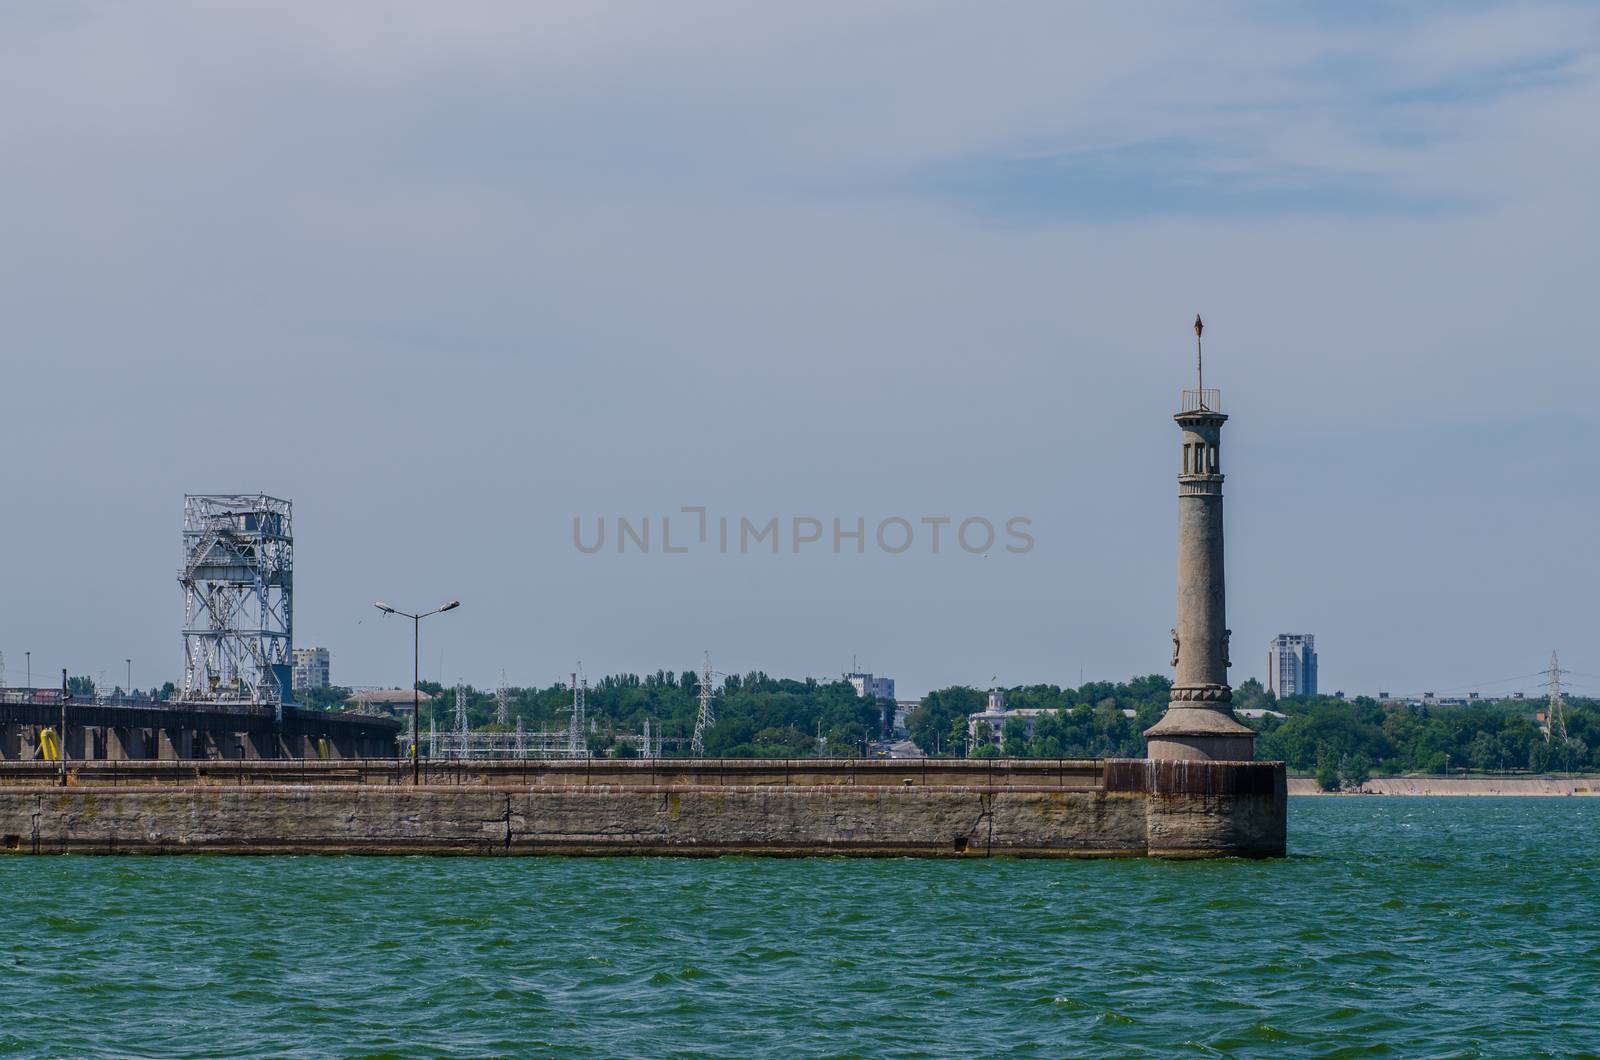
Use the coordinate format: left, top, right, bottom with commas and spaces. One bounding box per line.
0, 758, 1286, 857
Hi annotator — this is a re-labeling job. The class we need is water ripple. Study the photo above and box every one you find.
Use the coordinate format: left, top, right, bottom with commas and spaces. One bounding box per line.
1, 798, 1597, 1056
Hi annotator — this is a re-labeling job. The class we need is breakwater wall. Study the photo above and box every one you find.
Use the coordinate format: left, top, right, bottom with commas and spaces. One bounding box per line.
0, 758, 1285, 858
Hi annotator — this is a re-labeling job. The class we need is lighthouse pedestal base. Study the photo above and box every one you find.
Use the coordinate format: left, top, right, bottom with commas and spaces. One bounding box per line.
1145, 700, 1256, 762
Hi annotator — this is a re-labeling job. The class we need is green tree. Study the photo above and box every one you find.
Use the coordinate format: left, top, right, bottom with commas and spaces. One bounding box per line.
908, 687, 983, 755
1466, 731, 1499, 772
1234, 677, 1274, 713
945, 715, 969, 758
298, 685, 353, 712
1315, 753, 1341, 792
1001, 716, 1029, 757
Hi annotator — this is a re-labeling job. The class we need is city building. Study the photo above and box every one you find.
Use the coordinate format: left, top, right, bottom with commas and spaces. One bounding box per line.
892, 700, 919, 739
846, 672, 895, 702
966, 688, 1010, 745
1267, 634, 1317, 698
966, 689, 1151, 750
347, 688, 434, 716
292, 647, 331, 691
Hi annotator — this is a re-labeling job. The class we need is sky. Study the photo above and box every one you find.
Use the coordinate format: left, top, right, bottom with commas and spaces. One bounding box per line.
2, 1, 1597, 700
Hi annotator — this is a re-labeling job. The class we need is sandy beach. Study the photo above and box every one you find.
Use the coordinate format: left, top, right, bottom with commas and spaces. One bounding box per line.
1289, 776, 1600, 796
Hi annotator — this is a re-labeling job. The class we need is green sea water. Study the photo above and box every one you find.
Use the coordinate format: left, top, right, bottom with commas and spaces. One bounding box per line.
3, 797, 1597, 1058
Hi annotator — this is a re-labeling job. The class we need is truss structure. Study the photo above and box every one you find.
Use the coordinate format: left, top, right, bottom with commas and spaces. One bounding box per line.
179, 494, 293, 712
413, 668, 603, 760
402, 726, 670, 760
396, 664, 679, 761
691, 652, 720, 755
453, 683, 471, 757
568, 671, 587, 757
1547, 651, 1569, 744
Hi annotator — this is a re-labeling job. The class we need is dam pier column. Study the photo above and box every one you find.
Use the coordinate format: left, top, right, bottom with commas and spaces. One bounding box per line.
1146, 317, 1257, 762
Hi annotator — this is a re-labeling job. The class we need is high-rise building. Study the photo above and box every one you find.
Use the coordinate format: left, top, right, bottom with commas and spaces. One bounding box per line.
292, 647, 331, 691
1267, 634, 1317, 698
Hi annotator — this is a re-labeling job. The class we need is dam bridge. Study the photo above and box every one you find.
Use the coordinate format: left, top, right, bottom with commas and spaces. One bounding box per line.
0, 692, 399, 762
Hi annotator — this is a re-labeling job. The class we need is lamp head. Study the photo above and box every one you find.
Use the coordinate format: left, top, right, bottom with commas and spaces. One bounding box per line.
439, 600, 461, 613
374, 601, 395, 614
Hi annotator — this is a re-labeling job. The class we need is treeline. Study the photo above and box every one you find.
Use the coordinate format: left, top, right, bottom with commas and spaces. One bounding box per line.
907, 675, 1598, 778
1248, 684, 1600, 785
313, 665, 1597, 774
337, 670, 883, 758
62, 676, 177, 702
908, 676, 1172, 758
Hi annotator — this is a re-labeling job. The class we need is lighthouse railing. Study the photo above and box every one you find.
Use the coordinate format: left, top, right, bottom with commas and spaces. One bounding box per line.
1180, 388, 1222, 413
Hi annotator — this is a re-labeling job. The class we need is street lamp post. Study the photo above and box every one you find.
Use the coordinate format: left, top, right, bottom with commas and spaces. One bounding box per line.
60, 668, 69, 786
375, 600, 460, 784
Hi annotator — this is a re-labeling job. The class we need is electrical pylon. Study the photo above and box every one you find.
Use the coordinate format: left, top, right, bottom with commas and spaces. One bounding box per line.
691, 652, 720, 756
567, 669, 587, 757
1547, 651, 1569, 744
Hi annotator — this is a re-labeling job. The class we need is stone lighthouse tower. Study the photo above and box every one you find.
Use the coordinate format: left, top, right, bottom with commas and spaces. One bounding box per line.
1145, 316, 1257, 761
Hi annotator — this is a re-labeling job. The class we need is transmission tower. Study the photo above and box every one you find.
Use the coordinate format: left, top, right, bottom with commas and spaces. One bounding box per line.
1547, 651, 1570, 744
496, 670, 510, 727
178, 494, 294, 715
428, 712, 437, 759
454, 683, 470, 758
642, 717, 656, 759
691, 652, 720, 756
567, 670, 587, 757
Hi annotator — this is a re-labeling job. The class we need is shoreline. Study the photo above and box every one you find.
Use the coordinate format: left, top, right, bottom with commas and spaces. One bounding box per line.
1289, 776, 1599, 796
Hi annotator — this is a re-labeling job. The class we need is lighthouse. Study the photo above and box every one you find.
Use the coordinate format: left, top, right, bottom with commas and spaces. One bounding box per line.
1145, 316, 1257, 761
